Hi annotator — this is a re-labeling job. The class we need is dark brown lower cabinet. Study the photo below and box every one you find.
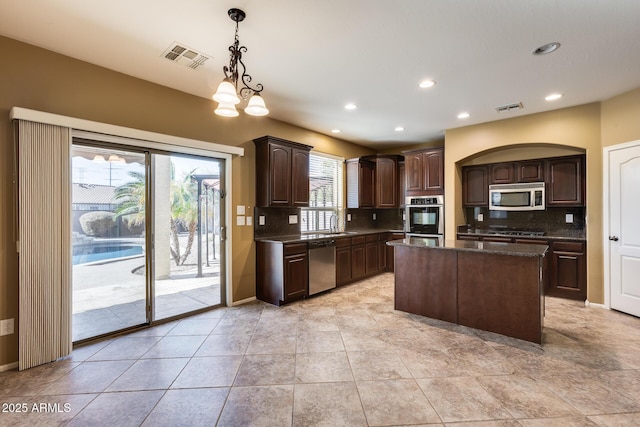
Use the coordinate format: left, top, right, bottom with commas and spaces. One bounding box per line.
256, 241, 308, 306
336, 238, 352, 286
365, 235, 379, 275
351, 240, 366, 281
386, 232, 405, 272
548, 241, 586, 300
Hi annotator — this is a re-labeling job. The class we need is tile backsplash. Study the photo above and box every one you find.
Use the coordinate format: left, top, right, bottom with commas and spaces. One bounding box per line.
464, 207, 585, 232
253, 207, 405, 238
346, 208, 404, 230
253, 207, 302, 238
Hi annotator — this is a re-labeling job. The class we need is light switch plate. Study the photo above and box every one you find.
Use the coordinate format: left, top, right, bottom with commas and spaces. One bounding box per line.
236, 205, 245, 215
477, 213, 484, 222
246, 216, 253, 226
259, 215, 266, 226
289, 215, 298, 224
237, 216, 245, 226
0, 318, 14, 336
373, 213, 377, 220
566, 213, 574, 223
347, 214, 352, 222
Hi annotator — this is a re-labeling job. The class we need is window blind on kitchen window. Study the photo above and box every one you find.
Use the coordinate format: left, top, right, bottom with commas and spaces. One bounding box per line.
301, 153, 343, 232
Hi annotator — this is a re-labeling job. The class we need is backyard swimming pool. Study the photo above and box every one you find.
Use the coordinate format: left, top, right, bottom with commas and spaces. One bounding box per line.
73, 243, 143, 265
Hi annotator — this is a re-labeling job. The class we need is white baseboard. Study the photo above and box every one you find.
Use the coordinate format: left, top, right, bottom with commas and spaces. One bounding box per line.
0, 361, 19, 372
585, 300, 608, 309
232, 296, 257, 306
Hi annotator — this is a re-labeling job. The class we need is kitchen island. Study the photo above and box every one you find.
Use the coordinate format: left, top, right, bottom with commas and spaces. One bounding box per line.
388, 237, 548, 343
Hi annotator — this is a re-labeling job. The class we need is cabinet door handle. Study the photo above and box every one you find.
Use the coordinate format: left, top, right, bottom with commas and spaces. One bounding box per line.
609, 236, 619, 241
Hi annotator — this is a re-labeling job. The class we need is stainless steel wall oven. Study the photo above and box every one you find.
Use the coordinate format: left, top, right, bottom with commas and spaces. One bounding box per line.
404, 195, 444, 239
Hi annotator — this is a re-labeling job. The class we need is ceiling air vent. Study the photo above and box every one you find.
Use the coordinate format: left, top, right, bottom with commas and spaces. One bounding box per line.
495, 102, 524, 113
162, 43, 210, 70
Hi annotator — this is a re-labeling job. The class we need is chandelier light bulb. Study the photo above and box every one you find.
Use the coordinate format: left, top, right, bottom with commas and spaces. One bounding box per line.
215, 102, 240, 117
213, 79, 241, 105
245, 93, 269, 116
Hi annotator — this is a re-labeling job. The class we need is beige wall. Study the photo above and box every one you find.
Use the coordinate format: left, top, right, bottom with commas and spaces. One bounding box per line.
0, 36, 372, 366
445, 103, 604, 304
602, 87, 640, 147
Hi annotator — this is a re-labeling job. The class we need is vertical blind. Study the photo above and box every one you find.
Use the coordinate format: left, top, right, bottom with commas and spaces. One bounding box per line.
301, 153, 343, 232
17, 120, 72, 370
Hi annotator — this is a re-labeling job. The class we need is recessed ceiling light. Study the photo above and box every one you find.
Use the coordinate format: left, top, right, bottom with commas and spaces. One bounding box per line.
419, 80, 436, 89
331, 129, 341, 133
344, 103, 357, 110
545, 93, 563, 101
532, 42, 561, 56
394, 126, 405, 132
457, 112, 470, 119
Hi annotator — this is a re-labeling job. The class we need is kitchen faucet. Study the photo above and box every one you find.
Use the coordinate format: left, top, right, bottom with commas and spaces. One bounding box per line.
329, 214, 338, 233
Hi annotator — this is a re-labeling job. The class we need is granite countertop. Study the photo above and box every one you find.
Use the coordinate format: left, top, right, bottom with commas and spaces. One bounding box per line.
457, 227, 586, 241
388, 237, 548, 257
255, 228, 404, 244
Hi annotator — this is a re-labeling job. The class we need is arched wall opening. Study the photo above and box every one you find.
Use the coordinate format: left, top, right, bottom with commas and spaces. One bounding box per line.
443, 102, 603, 303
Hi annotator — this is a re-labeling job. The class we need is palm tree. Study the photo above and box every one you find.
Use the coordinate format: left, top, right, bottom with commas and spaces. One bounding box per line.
113, 163, 199, 266
168, 170, 198, 266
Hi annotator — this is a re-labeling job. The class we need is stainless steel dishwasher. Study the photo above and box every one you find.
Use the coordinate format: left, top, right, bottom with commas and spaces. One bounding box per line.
308, 238, 336, 295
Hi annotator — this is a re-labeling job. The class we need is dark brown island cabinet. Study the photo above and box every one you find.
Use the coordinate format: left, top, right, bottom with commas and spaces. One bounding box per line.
461, 154, 585, 207
390, 238, 547, 344
254, 136, 312, 208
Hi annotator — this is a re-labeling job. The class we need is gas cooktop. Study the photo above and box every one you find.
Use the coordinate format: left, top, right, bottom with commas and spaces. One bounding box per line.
486, 229, 546, 237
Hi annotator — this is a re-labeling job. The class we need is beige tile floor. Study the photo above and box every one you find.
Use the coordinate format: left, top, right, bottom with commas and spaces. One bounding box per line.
2, 273, 640, 426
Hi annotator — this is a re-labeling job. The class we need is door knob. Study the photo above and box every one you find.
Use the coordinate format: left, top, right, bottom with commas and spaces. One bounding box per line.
609, 236, 619, 241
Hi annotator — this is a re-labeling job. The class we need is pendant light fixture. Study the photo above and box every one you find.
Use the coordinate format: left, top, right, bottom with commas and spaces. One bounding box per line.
213, 8, 269, 117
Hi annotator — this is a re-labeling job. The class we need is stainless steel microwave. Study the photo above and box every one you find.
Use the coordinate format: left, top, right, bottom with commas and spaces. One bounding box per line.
489, 182, 545, 211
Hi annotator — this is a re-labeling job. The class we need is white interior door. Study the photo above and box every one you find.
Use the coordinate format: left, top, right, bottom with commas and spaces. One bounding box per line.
608, 141, 640, 317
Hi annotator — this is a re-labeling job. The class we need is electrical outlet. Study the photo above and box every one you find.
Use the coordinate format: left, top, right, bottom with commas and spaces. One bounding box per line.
373, 213, 377, 220
477, 213, 484, 222
259, 215, 266, 226
246, 216, 252, 226
565, 213, 574, 223
0, 318, 14, 336
288, 215, 298, 224
347, 214, 352, 222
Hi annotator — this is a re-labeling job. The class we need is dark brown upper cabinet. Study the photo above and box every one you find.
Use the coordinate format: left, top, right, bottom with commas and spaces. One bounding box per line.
374, 156, 399, 208
347, 155, 403, 208
462, 165, 489, 206
254, 136, 312, 207
346, 158, 376, 208
403, 147, 444, 196
489, 162, 516, 184
462, 154, 585, 208
546, 155, 585, 206
516, 160, 544, 182
489, 160, 544, 184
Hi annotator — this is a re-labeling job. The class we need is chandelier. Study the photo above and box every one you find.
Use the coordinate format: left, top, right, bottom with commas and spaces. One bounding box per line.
212, 8, 269, 117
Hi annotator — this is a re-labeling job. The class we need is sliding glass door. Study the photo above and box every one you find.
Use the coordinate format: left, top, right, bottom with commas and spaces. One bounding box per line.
71, 145, 148, 341
71, 143, 226, 342
152, 153, 225, 320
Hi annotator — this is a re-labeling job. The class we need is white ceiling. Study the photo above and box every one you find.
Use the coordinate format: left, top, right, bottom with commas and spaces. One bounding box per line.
2, 0, 640, 149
